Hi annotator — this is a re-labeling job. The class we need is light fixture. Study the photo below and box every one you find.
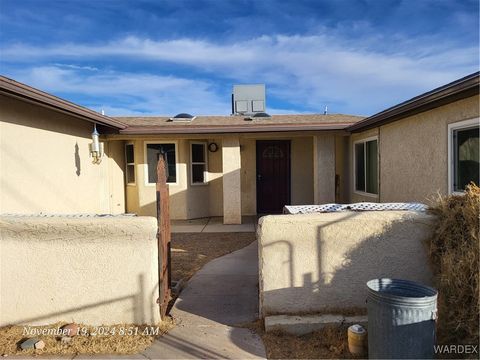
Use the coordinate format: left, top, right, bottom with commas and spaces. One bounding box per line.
89, 124, 104, 164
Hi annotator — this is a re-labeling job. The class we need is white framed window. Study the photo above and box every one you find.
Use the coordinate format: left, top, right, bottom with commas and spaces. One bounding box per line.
448, 118, 479, 194
353, 136, 379, 197
190, 142, 208, 185
144, 141, 178, 185
125, 143, 135, 185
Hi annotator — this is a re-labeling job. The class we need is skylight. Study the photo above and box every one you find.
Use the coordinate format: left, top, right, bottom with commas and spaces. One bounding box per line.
251, 112, 271, 118
170, 113, 196, 122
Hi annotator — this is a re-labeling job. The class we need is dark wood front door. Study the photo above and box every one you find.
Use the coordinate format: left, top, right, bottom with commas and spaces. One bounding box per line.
256, 140, 291, 213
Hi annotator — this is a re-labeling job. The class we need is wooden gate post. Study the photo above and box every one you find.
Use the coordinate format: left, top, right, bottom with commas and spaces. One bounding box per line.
156, 156, 171, 320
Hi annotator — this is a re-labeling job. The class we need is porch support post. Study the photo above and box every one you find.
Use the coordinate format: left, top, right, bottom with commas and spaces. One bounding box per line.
222, 136, 242, 224
313, 135, 336, 204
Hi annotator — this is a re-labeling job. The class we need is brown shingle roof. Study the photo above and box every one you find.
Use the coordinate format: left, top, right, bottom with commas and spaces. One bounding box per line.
115, 114, 364, 134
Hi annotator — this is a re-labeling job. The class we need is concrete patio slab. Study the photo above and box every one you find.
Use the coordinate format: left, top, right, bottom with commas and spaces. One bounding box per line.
203, 217, 255, 233
171, 218, 209, 233
171, 216, 257, 233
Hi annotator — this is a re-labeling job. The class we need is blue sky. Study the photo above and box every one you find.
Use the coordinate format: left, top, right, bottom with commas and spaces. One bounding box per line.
0, 0, 478, 116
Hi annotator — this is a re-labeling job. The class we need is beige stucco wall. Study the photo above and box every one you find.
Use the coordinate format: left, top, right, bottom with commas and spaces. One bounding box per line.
0, 95, 125, 215
240, 138, 257, 215
335, 135, 350, 203
313, 135, 336, 204
379, 96, 479, 202
0, 215, 160, 326
258, 211, 434, 316
123, 133, 321, 220
348, 96, 479, 203
222, 136, 242, 224
291, 137, 314, 205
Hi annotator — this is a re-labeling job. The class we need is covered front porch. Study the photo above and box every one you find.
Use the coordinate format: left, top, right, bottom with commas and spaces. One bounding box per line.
110, 131, 349, 224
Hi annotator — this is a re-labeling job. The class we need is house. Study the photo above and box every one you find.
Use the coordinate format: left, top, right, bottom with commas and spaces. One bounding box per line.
0, 73, 478, 224
348, 72, 479, 203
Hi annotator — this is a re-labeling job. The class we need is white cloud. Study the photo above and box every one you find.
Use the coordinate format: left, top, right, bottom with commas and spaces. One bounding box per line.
1, 33, 477, 114
10, 66, 229, 116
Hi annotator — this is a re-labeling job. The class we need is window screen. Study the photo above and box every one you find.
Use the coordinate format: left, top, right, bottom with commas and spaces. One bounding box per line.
453, 126, 479, 191
366, 140, 378, 194
191, 143, 207, 184
355, 143, 365, 192
125, 144, 135, 184
355, 139, 378, 195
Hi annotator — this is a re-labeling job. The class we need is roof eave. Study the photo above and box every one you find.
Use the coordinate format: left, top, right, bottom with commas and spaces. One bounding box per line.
0, 76, 127, 130
348, 72, 480, 133
119, 123, 355, 135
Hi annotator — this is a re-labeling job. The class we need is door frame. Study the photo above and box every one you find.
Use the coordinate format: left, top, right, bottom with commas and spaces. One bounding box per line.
255, 140, 291, 214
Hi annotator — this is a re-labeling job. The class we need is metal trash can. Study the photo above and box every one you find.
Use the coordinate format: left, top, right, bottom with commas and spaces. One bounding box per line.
367, 278, 438, 359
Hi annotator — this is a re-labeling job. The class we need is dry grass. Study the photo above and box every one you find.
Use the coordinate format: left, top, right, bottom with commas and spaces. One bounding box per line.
171, 232, 256, 281
0, 320, 173, 356
428, 183, 480, 346
244, 320, 364, 359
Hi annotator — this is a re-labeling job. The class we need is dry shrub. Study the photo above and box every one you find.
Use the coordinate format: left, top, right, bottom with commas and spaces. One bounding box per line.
428, 183, 479, 345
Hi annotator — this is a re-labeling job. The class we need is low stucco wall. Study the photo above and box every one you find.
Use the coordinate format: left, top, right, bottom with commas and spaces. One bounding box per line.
258, 211, 434, 316
0, 215, 160, 326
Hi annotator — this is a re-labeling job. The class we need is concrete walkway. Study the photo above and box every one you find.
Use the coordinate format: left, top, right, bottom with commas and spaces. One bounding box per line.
171, 216, 257, 233
142, 241, 266, 359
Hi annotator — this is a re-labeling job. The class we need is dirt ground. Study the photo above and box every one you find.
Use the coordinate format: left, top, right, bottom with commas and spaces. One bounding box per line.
0, 320, 173, 357
245, 320, 365, 359
171, 232, 256, 281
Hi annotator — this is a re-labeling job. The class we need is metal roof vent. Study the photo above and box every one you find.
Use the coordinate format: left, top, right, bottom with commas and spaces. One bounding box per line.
232, 84, 266, 115
170, 113, 196, 122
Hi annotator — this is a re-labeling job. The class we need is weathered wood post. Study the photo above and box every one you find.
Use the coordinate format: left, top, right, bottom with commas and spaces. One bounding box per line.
156, 155, 171, 319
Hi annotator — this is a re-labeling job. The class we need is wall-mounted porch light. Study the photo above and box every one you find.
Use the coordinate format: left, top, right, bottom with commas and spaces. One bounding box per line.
89, 124, 104, 164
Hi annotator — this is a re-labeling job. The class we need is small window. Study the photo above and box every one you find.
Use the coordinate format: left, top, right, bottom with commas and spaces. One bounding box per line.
125, 144, 135, 185
354, 138, 378, 195
146, 143, 177, 184
190, 142, 207, 184
449, 119, 479, 193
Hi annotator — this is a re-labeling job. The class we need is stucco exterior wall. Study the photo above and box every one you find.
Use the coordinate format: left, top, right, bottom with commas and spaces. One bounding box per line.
0, 95, 125, 215
258, 211, 434, 316
335, 135, 350, 203
313, 135, 336, 204
124, 133, 322, 219
0, 215, 160, 326
291, 137, 314, 205
240, 138, 257, 215
222, 136, 242, 224
379, 96, 479, 202
348, 96, 479, 203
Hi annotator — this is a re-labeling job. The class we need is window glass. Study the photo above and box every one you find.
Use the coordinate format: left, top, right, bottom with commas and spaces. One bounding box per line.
366, 140, 378, 194
125, 144, 134, 164
147, 143, 176, 183
191, 143, 205, 163
191, 143, 207, 184
192, 164, 205, 183
126, 164, 135, 184
355, 143, 365, 192
125, 144, 135, 184
454, 127, 479, 191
